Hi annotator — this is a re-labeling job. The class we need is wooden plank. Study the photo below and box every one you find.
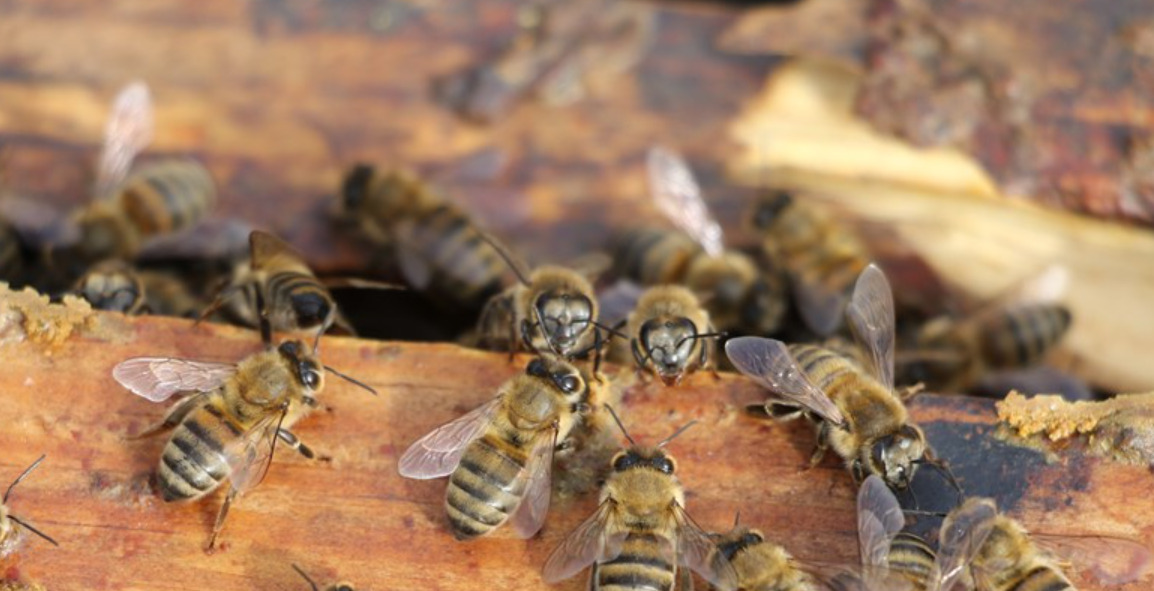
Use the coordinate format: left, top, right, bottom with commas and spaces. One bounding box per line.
0, 292, 1149, 589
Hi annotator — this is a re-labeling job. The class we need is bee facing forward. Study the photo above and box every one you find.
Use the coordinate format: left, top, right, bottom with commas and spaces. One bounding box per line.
750, 190, 870, 337
292, 564, 355, 591
627, 285, 721, 386
542, 408, 737, 591
727, 264, 950, 492
398, 355, 597, 540
0, 455, 58, 558
613, 147, 788, 335
339, 166, 507, 311
113, 340, 375, 549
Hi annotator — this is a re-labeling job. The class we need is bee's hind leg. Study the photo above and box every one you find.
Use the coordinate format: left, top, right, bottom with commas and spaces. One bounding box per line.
276, 429, 329, 462
207, 490, 236, 552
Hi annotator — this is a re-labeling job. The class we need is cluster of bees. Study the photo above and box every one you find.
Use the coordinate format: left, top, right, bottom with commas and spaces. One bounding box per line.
0, 81, 1145, 591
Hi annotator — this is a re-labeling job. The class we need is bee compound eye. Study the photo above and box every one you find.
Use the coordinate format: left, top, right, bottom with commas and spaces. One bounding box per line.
527, 358, 548, 377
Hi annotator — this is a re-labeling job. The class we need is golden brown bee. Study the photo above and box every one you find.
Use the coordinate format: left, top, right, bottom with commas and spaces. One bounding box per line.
292, 564, 355, 591
0, 455, 58, 558
613, 147, 788, 335
626, 285, 720, 386
338, 165, 507, 311
727, 265, 953, 492
897, 266, 1073, 393
398, 355, 596, 540
751, 189, 871, 336
200, 230, 356, 345
73, 259, 146, 314
542, 408, 737, 591
113, 340, 375, 549
708, 518, 819, 591
852, 475, 944, 591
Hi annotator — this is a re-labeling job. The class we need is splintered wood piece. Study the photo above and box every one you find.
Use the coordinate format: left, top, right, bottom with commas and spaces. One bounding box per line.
0, 295, 1150, 589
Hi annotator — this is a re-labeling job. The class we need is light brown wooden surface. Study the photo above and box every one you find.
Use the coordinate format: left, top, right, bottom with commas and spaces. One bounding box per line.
0, 298, 1150, 590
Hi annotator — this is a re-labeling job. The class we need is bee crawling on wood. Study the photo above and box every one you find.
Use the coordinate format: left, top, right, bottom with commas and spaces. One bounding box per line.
625, 284, 724, 386
0, 455, 58, 559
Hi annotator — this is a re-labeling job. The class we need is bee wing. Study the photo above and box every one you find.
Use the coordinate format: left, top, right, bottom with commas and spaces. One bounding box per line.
857, 475, 905, 569
249, 230, 307, 271
0, 196, 79, 248
224, 409, 286, 496
673, 504, 740, 591
790, 271, 850, 337
508, 430, 557, 539
137, 218, 254, 262
393, 219, 434, 289
930, 499, 997, 591
95, 81, 153, 200
1031, 533, 1152, 586
113, 357, 238, 402
598, 279, 644, 327
725, 336, 846, 427
846, 264, 895, 390
397, 397, 502, 479
647, 146, 724, 257
542, 499, 624, 583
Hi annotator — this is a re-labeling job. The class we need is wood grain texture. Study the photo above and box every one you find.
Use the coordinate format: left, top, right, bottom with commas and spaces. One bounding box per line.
0, 301, 1150, 590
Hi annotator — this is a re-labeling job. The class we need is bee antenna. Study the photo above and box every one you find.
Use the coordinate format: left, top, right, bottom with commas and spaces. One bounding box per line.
5, 454, 46, 504
674, 331, 728, 349
915, 456, 964, 501
8, 515, 58, 547
592, 321, 629, 342
292, 564, 320, 591
657, 420, 697, 448
603, 404, 636, 446
312, 328, 323, 356
903, 509, 948, 518
733, 511, 741, 528
324, 365, 378, 396
478, 231, 532, 286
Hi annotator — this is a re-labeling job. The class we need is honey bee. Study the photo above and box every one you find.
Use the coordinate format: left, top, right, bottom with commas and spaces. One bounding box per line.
542, 407, 738, 591
897, 266, 1072, 394
339, 165, 507, 311
613, 147, 788, 335
474, 236, 609, 359
199, 230, 361, 345
708, 515, 820, 591
0, 455, 58, 558
74, 259, 204, 317
750, 189, 871, 337
398, 355, 596, 540
726, 264, 955, 493
113, 340, 375, 549
626, 285, 722, 386
292, 564, 355, 591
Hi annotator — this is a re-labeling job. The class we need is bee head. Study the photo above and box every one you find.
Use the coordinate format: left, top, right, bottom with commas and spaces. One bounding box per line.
638, 316, 697, 383
712, 527, 765, 562
526, 356, 585, 399
611, 447, 676, 475
751, 190, 794, 229
863, 424, 927, 490
534, 290, 593, 354
278, 340, 325, 393
290, 291, 334, 331
340, 164, 375, 212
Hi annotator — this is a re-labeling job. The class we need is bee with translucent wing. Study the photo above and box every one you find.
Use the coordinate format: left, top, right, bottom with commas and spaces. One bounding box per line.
113, 341, 375, 549
398, 355, 598, 540
0, 455, 59, 558
542, 407, 738, 591
726, 264, 956, 493
706, 511, 821, 591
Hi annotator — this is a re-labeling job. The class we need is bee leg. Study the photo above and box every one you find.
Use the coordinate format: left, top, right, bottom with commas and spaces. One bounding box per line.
898, 382, 926, 401
196, 281, 242, 328
276, 429, 329, 462
677, 566, 694, 591
255, 289, 273, 347
208, 489, 236, 552
807, 421, 830, 469
127, 394, 203, 439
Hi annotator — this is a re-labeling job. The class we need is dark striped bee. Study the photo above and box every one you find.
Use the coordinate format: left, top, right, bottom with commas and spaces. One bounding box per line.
626, 285, 721, 386
542, 408, 737, 591
74, 259, 203, 317
727, 265, 955, 493
708, 515, 820, 591
292, 564, 355, 591
398, 355, 596, 540
339, 166, 507, 312
0, 455, 58, 558
113, 340, 375, 549
897, 266, 1072, 394
613, 147, 788, 335
750, 190, 871, 337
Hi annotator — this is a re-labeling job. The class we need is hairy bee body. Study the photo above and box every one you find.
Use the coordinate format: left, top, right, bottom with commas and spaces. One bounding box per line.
477, 266, 598, 357
597, 531, 678, 591
614, 227, 701, 286
75, 259, 146, 314
158, 348, 314, 502
712, 527, 818, 591
973, 514, 1073, 591
594, 459, 684, 591
340, 166, 506, 310
886, 532, 936, 591
0, 503, 18, 557
626, 285, 714, 385
978, 305, 1072, 371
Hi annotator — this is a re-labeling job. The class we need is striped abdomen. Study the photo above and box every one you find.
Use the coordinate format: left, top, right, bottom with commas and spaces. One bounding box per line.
987, 565, 1074, 591
789, 344, 868, 401
887, 532, 936, 591
596, 532, 676, 591
771, 207, 867, 298
614, 228, 702, 286
399, 204, 505, 310
265, 270, 332, 331
118, 160, 216, 238
978, 305, 1072, 370
158, 402, 239, 502
445, 429, 532, 540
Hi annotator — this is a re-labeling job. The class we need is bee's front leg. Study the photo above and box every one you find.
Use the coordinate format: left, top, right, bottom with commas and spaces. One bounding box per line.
276, 429, 330, 462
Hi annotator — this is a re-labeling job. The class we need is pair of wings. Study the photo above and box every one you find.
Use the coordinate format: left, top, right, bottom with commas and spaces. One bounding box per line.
397, 397, 555, 539
725, 263, 896, 428
541, 499, 739, 591
113, 357, 286, 496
